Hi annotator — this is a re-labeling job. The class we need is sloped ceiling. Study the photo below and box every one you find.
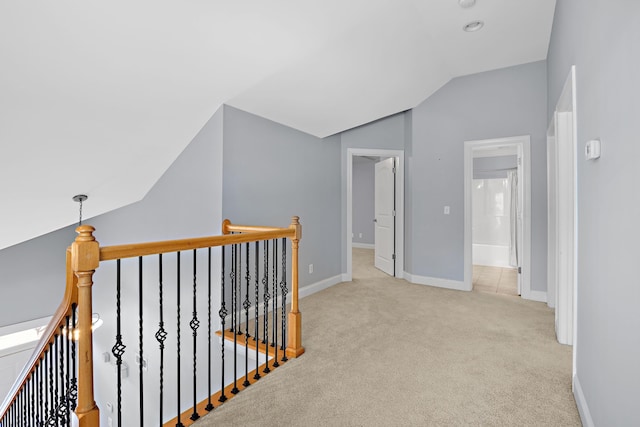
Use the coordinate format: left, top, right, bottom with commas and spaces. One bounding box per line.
0, 0, 556, 250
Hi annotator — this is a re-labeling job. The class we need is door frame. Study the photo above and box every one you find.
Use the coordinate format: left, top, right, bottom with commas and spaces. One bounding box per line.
346, 148, 404, 281
547, 66, 578, 358
464, 135, 536, 300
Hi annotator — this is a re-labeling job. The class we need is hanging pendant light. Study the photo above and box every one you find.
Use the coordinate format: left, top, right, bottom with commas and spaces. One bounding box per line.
72, 194, 88, 226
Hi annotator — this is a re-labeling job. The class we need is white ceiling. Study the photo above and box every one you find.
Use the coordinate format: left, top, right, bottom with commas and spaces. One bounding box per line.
0, 0, 556, 250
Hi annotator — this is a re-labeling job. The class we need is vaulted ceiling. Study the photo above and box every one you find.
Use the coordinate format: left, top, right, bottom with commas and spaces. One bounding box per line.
0, 0, 556, 250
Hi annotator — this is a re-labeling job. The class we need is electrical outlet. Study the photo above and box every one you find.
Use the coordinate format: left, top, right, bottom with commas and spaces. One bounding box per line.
309, 264, 314, 274
444, 206, 450, 215
358, 233, 363, 238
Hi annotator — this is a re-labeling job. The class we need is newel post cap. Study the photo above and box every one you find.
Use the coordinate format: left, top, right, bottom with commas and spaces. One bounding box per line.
72, 225, 100, 272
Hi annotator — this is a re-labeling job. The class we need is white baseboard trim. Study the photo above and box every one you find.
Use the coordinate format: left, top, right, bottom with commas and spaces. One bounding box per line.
342, 273, 351, 282
404, 272, 469, 292
524, 290, 547, 303
352, 242, 374, 249
573, 374, 594, 427
299, 274, 344, 299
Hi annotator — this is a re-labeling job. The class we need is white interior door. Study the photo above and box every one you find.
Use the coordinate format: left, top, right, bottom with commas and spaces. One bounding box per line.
374, 158, 395, 276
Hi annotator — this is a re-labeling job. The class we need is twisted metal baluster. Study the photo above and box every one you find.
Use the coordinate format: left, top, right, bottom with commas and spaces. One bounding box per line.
205, 247, 214, 412
49, 343, 55, 424
242, 243, 251, 388
262, 241, 270, 374
69, 304, 77, 415
176, 251, 184, 427
190, 250, 200, 422
53, 335, 59, 425
156, 254, 168, 425
65, 315, 71, 427
38, 351, 43, 426
58, 325, 67, 422
253, 241, 261, 380
280, 238, 288, 361
138, 256, 144, 426
218, 246, 228, 403
30, 372, 35, 426
112, 261, 125, 427
231, 244, 239, 395
272, 239, 279, 368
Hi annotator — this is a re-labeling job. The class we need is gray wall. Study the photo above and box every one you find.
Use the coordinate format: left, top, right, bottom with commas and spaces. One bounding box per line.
352, 157, 375, 245
548, 0, 640, 424
410, 61, 548, 290
0, 110, 224, 328
222, 105, 342, 287
340, 112, 408, 273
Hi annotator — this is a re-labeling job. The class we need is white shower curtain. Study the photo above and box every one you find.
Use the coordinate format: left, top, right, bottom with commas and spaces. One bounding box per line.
508, 170, 519, 268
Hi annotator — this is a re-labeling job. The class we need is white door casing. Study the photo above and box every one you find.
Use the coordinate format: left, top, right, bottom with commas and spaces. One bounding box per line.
346, 148, 404, 282
464, 136, 534, 300
547, 65, 577, 356
374, 158, 395, 276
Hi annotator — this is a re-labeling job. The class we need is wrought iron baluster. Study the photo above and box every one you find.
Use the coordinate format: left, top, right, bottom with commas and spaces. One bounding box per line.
281, 238, 288, 361
176, 251, 184, 427
205, 247, 214, 412
190, 250, 200, 422
58, 325, 66, 423
138, 256, 144, 426
38, 356, 42, 426
218, 245, 228, 403
272, 239, 279, 368
54, 334, 59, 425
70, 304, 77, 415
231, 244, 239, 395
65, 315, 71, 427
112, 260, 125, 427
156, 254, 168, 426
253, 241, 261, 381
49, 343, 54, 423
30, 372, 35, 426
262, 241, 270, 374
242, 243, 251, 388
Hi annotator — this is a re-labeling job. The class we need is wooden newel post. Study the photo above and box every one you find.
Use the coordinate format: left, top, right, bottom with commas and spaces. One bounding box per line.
286, 216, 305, 358
71, 225, 100, 426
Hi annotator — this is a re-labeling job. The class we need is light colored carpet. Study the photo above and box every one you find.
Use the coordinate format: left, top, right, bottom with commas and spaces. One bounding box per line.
197, 249, 580, 426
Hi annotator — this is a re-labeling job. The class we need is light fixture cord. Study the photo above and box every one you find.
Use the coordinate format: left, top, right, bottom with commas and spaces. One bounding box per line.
78, 199, 83, 226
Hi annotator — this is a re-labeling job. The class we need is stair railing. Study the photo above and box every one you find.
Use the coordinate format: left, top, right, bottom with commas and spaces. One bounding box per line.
0, 217, 303, 427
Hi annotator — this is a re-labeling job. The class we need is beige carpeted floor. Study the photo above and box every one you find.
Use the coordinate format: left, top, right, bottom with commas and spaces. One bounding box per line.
197, 249, 580, 426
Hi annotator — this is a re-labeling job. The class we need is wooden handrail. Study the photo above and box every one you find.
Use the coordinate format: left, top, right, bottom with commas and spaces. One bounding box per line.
0, 248, 78, 420
0, 217, 304, 425
100, 228, 295, 261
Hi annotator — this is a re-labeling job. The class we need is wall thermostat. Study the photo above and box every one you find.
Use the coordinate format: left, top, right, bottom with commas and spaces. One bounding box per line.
585, 139, 601, 160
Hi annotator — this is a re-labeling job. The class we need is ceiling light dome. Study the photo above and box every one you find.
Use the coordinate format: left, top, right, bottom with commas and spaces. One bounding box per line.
463, 20, 484, 32
458, 0, 476, 8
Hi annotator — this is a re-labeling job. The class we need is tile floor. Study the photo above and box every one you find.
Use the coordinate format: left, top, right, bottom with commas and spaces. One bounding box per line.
472, 265, 519, 296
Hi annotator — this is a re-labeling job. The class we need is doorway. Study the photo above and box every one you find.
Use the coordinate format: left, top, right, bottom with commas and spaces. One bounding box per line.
464, 136, 533, 300
346, 148, 404, 282
547, 66, 577, 350
470, 147, 520, 296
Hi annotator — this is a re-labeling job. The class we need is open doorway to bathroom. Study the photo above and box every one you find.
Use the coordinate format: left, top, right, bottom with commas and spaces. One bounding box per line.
471, 150, 520, 296
464, 136, 532, 299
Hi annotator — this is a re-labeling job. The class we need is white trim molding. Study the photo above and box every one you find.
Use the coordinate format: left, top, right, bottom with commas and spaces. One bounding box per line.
299, 275, 344, 299
573, 375, 595, 427
346, 148, 405, 282
464, 135, 532, 299
524, 290, 547, 303
404, 272, 468, 292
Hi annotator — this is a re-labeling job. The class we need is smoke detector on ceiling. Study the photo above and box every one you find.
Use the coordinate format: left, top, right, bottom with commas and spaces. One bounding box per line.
458, 0, 476, 8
